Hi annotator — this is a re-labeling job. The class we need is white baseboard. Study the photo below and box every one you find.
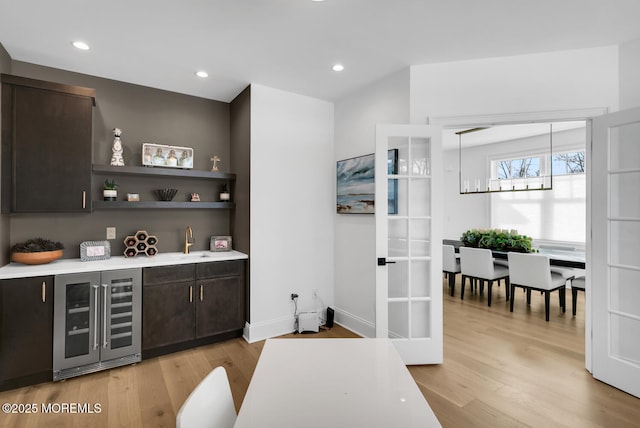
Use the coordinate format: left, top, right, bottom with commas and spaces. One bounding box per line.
242, 316, 295, 343
332, 307, 375, 338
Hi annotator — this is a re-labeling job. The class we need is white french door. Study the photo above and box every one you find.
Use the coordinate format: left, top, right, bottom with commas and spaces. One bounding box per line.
591, 107, 640, 397
375, 124, 443, 365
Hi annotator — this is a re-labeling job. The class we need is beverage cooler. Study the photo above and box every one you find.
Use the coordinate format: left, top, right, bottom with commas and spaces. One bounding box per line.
53, 268, 141, 381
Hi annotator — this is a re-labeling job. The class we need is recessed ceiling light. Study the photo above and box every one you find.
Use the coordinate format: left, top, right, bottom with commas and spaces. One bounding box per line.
72, 41, 90, 51
332, 64, 344, 72
196, 71, 209, 78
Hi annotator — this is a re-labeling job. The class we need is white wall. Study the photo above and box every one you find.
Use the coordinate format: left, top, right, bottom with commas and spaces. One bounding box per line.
333, 69, 409, 337
620, 38, 640, 109
410, 46, 619, 239
244, 84, 334, 342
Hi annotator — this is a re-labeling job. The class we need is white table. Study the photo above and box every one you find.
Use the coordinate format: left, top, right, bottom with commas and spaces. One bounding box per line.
233, 338, 441, 428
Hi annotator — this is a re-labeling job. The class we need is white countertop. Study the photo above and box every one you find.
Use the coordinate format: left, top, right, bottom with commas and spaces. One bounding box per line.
234, 338, 441, 428
0, 250, 248, 279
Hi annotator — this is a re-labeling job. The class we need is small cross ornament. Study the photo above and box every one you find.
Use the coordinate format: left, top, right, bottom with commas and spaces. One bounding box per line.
210, 155, 220, 171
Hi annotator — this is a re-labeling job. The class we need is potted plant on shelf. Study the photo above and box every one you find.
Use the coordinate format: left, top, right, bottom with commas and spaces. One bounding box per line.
103, 179, 118, 201
11, 238, 64, 265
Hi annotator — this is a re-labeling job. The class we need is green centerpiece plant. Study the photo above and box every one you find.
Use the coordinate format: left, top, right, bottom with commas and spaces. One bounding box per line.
460, 229, 535, 253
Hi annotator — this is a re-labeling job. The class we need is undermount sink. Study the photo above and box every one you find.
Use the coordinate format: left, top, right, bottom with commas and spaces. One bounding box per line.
179, 252, 213, 259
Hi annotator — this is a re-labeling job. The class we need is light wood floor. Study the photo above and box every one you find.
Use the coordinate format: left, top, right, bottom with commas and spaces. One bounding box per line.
1, 277, 639, 427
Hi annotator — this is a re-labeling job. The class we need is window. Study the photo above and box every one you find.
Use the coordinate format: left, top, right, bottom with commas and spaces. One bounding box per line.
496, 157, 541, 179
552, 151, 585, 175
489, 125, 586, 244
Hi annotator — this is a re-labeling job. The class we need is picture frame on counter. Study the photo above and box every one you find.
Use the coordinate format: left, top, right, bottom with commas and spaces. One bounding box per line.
80, 240, 111, 262
211, 236, 232, 252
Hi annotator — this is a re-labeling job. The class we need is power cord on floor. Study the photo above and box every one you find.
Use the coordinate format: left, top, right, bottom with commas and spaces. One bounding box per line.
291, 293, 299, 334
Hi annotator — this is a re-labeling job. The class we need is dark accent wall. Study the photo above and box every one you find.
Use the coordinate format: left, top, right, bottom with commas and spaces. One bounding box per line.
230, 86, 250, 255
5, 61, 233, 260
230, 85, 251, 323
0, 44, 11, 263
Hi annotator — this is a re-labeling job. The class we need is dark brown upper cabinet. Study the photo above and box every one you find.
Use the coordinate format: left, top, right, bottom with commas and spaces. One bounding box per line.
1, 74, 95, 213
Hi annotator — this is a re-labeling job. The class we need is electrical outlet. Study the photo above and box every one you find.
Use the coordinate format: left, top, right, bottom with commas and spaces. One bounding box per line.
106, 227, 116, 240
312, 289, 318, 300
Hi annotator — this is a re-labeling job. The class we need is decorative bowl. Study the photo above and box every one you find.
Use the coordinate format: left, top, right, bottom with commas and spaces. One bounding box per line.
11, 249, 63, 265
155, 188, 178, 201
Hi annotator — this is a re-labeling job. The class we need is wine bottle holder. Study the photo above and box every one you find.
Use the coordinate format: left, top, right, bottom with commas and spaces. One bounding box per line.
124, 230, 158, 257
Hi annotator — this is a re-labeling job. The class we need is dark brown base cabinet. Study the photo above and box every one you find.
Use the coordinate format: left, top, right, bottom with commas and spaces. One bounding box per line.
0, 276, 54, 391
142, 260, 245, 358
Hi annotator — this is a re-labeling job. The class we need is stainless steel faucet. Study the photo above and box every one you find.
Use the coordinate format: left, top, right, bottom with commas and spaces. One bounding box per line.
184, 226, 194, 254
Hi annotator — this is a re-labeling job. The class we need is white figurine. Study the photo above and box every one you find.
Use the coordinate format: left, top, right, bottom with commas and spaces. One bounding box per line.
110, 128, 125, 166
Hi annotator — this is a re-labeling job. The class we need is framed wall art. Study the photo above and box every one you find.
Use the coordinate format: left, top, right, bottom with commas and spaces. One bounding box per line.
336, 149, 398, 214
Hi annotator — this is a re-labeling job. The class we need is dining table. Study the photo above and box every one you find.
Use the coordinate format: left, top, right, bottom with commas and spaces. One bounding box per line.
233, 338, 442, 428
443, 239, 586, 269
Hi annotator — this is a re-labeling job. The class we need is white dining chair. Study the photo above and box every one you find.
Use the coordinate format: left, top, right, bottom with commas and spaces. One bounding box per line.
459, 246, 510, 306
176, 366, 237, 428
571, 276, 585, 316
508, 252, 567, 321
443, 244, 461, 296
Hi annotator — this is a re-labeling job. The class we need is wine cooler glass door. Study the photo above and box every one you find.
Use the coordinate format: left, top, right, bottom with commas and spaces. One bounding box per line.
100, 269, 142, 361
53, 272, 101, 373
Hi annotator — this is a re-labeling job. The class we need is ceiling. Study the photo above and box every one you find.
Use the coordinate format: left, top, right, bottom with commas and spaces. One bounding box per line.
1, 0, 640, 103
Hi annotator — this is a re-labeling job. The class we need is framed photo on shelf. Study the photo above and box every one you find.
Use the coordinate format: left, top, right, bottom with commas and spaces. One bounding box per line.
210, 236, 232, 252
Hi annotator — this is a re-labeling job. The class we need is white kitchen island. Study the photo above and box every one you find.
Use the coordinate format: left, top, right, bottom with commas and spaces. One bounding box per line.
234, 338, 441, 428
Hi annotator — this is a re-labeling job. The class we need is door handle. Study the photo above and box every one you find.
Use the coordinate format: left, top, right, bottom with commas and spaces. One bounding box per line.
102, 284, 109, 348
41, 281, 46, 303
82, 191, 86, 209
92, 284, 99, 350
377, 257, 396, 266
189, 285, 193, 303
200, 284, 203, 302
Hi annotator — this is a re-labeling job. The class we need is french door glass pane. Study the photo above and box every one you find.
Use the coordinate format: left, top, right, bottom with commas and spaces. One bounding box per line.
411, 301, 431, 338
410, 260, 431, 298
391, 137, 410, 174
610, 172, 640, 218
388, 301, 408, 339
610, 267, 640, 318
388, 219, 407, 258
388, 261, 408, 299
410, 178, 431, 217
611, 315, 640, 364
411, 218, 431, 257
394, 178, 408, 216
610, 221, 640, 267
609, 122, 640, 171
410, 138, 430, 176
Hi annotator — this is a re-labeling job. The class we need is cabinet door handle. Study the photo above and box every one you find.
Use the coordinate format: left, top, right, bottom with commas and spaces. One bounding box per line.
41, 281, 46, 303
92, 284, 100, 350
82, 191, 86, 209
200, 284, 203, 302
189, 285, 193, 303
102, 284, 109, 348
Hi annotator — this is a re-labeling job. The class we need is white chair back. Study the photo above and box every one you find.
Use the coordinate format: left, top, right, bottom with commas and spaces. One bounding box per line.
508, 252, 554, 290
442, 244, 459, 273
176, 366, 237, 428
459, 247, 494, 278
